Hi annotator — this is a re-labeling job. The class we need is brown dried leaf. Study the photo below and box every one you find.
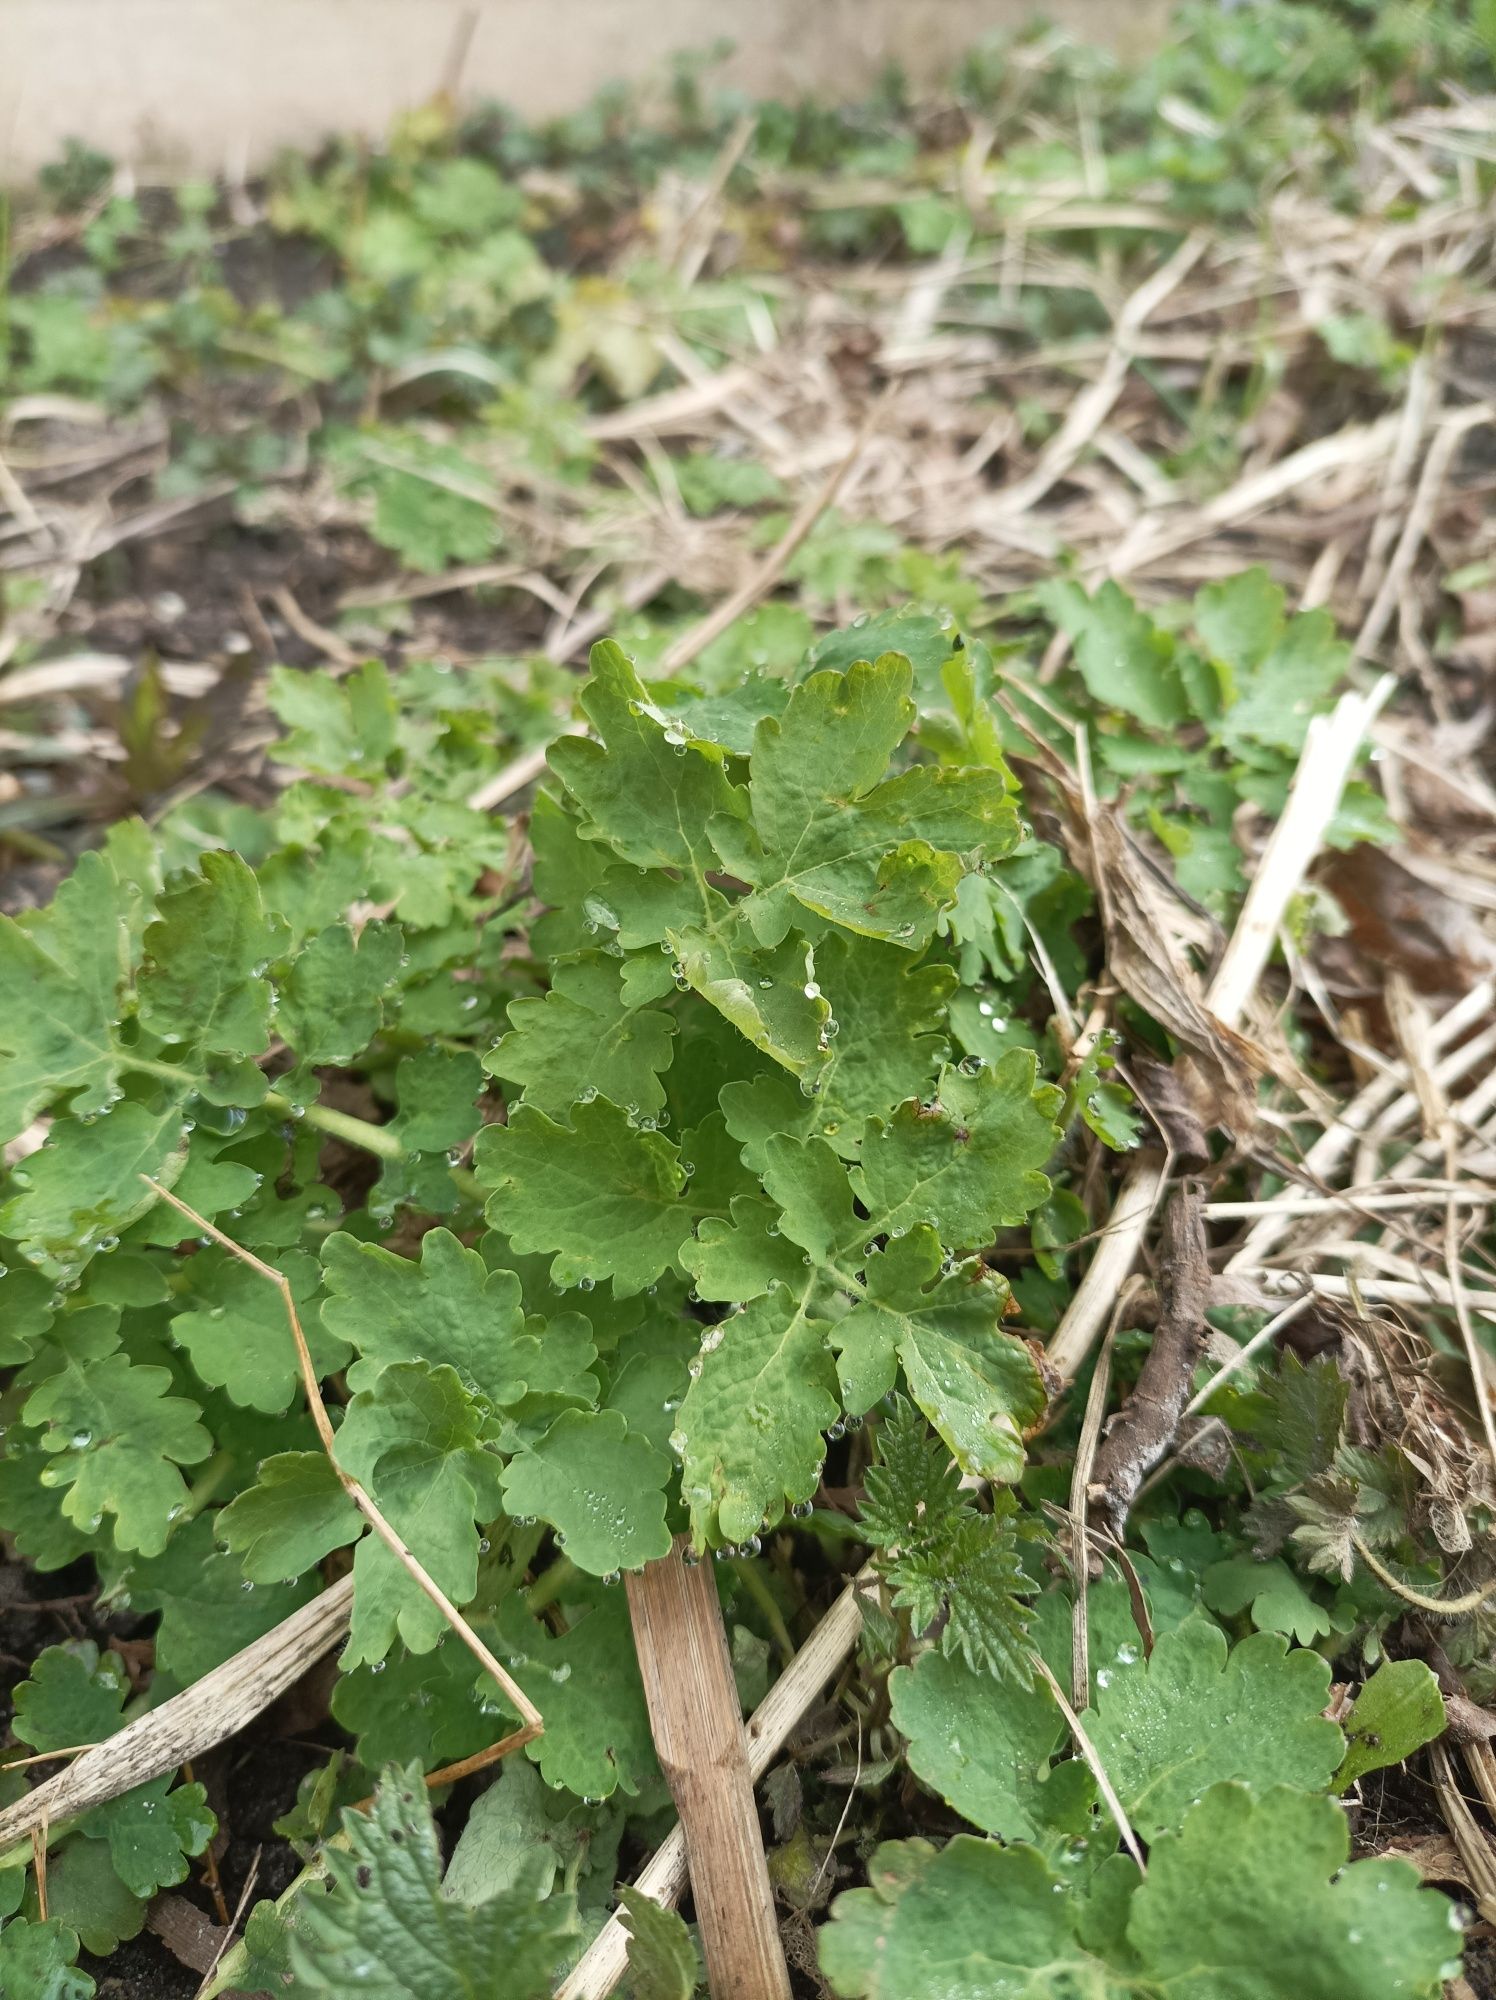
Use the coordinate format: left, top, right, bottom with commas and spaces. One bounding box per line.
1069, 803, 1260, 1131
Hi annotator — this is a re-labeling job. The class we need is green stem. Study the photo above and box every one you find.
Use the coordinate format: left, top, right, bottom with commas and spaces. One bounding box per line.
263, 1091, 406, 1162
124, 1054, 205, 1089
178, 1450, 234, 1523
730, 1556, 796, 1666
525, 1555, 580, 1615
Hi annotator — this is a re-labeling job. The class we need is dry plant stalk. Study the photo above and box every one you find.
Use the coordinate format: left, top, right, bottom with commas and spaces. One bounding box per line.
0, 1575, 354, 1852
1047, 676, 1397, 1383
1089, 1184, 1210, 1542
558, 1563, 875, 2000
625, 1540, 791, 2000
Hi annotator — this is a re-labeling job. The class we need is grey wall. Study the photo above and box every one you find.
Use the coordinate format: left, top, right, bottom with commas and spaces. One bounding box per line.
1, 0, 1169, 179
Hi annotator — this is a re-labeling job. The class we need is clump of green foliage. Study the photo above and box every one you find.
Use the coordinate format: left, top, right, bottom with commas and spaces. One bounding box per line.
3, 0, 1494, 1990
0, 596, 1458, 1996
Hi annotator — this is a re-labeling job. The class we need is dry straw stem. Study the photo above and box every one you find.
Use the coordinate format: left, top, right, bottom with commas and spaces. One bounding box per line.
1046, 674, 1397, 1383
0, 1574, 354, 1856
625, 1541, 791, 2000
143, 1176, 543, 1745
1030, 1655, 1146, 1874
660, 392, 891, 677
557, 1564, 876, 2000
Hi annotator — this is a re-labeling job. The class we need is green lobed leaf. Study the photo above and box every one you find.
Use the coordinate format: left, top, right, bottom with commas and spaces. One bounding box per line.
475, 1097, 688, 1298
137, 850, 283, 1058
0, 1104, 188, 1275
1129, 1784, 1459, 1999
277, 920, 404, 1063
173, 1245, 343, 1413
709, 655, 1018, 951
1082, 1618, 1345, 1838
890, 1651, 1064, 1841
216, 1450, 362, 1583
0, 1916, 95, 2000
851, 1054, 1059, 1247
0, 849, 140, 1142
82, 1777, 215, 1899
485, 953, 677, 1118
320, 1228, 556, 1403
338, 1363, 507, 1665
11, 1643, 128, 1752
500, 1409, 672, 1575
497, 1591, 659, 1800
677, 1284, 840, 1545
1334, 1659, 1446, 1793
22, 1323, 211, 1556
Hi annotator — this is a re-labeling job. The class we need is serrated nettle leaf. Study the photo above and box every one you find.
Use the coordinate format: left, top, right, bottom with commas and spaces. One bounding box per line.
707, 655, 1017, 949
288, 1763, 577, 1999
618, 1886, 702, 2000
476, 1096, 690, 1298
501, 1408, 672, 1575
137, 850, 284, 1058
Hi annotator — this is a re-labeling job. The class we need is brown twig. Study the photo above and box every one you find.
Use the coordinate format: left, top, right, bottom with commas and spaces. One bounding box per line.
625, 1540, 791, 2000
1089, 1184, 1210, 1544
